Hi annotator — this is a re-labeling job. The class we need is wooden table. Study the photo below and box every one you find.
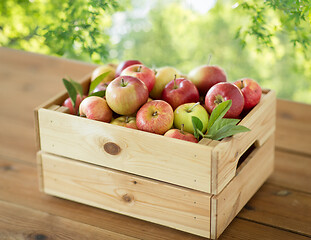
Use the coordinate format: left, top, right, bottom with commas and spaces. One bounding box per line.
0, 47, 310, 240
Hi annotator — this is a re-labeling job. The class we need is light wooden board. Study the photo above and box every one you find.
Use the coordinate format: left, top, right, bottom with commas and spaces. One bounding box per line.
38, 108, 213, 193
276, 99, 311, 155
41, 152, 212, 238
211, 90, 276, 194
211, 135, 275, 238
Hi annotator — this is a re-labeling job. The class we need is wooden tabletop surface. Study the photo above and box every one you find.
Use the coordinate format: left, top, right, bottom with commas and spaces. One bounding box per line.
0, 47, 310, 240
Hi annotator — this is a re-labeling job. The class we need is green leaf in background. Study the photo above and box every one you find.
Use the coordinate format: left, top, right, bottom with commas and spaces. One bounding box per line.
62, 78, 77, 108
210, 125, 250, 141
88, 90, 106, 98
206, 100, 232, 132
191, 116, 203, 140
208, 118, 240, 136
88, 71, 111, 95
69, 78, 84, 98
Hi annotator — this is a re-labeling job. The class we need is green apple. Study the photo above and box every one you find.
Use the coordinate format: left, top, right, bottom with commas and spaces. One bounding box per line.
150, 66, 181, 99
174, 102, 209, 134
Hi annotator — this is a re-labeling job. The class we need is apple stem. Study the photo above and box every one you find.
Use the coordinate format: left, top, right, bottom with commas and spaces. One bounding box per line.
125, 116, 129, 123
152, 111, 158, 117
180, 124, 185, 135
173, 74, 178, 89
153, 69, 157, 75
241, 79, 244, 89
137, 65, 142, 72
121, 78, 127, 87
207, 54, 212, 65
187, 102, 200, 113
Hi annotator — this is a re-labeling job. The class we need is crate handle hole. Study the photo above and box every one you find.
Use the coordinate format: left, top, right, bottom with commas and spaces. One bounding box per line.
236, 140, 258, 174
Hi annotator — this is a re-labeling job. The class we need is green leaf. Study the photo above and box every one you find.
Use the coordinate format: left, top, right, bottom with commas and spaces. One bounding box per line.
62, 78, 77, 108
88, 71, 111, 95
88, 90, 106, 98
208, 118, 240, 136
206, 100, 232, 132
191, 116, 203, 140
210, 125, 250, 141
69, 78, 83, 98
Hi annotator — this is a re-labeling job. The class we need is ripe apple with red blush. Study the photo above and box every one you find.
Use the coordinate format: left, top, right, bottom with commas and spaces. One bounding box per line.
188, 65, 227, 95
105, 76, 149, 116
115, 60, 142, 78
164, 124, 198, 143
205, 82, 244, 118
136, 100, 174, 135
62, 94, 86, 115
234, 78, 262, 111
161, 77, 199, 110
79, 96, 112, 122
120, 64, 156, 92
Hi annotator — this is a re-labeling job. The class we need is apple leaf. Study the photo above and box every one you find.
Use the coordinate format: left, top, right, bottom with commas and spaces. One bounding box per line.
206, 100, 232, 133
208, 118, 240, 136
62, 78, 77, 108
88, 71, 111, 95
88, 90, 106, 98
209, 125, 250, 141
69, 78, 84, 98
191, 116, 203, 140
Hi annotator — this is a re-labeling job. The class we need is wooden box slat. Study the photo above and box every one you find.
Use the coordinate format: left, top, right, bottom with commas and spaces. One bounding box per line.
40, 152, 212, 238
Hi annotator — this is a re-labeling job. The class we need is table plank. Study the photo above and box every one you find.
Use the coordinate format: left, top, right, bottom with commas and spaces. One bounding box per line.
276, 99, 311, 155
0, 47, 96, 164
238, 184, 311, 237
0, 200, 138, 240
220, 218, 310, 240
268, 150, 311, 193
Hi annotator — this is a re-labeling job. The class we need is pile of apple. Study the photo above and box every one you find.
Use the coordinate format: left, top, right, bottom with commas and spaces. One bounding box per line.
62, 60, 262, 143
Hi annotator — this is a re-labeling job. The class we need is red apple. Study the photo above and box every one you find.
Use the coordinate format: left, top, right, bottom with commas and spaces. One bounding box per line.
120, 64, 156, 92
205, 82, 244, 118
136, 100, 174, 135
79, 96, 112, 122
188, 65, 227, 94
62, 94, 86, 115
115, 60, 142, 77
110, 116, 137, 129
234, 78, 262, 111
161, 77, 199, 110
164, 124, 198, 143
106, 76, 149, 115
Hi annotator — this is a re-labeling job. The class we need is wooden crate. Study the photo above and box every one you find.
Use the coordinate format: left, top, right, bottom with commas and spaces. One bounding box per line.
34, 74, 276, 238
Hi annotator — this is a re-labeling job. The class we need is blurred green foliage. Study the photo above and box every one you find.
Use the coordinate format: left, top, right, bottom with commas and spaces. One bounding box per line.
0, 0, 310, 103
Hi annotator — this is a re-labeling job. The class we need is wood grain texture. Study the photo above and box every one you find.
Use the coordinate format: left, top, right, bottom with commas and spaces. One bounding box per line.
276, 99, 311, 155
0, 47, 96, 164
268, 150, 311, 193
211, 135, 275, 238
238, 183, 311, 237
41, 152, 212, 238
38, 108, 213, 193
0, 199, 137, 240
220, 218, 311, 240
0, 157, 207, 240
211, 90, 276, 194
